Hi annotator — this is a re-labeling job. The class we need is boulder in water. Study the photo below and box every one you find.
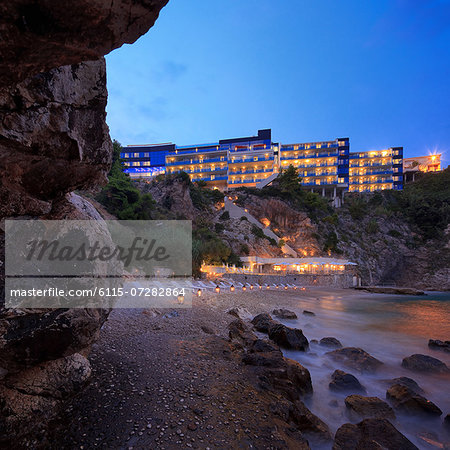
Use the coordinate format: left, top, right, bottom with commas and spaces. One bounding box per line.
291, 400, 332, 445
401, 354, 449, 373
326, 347, 383, 373
388, 377, 424, 394
345, 395, 395, 420
226, 306, 252, 321
268, 323, 309, 351
251, 313, 275, 332
428, 339, 450, 352
329, 370, 366, 393
303, 310, 316, 316
272, 308, 298, 319
320, 337, 343, 348
386, 384, 442, 416
333, 418, 418, 450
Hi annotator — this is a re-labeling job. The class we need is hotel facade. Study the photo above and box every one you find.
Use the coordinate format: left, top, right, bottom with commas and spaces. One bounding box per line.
121, 129, 404, 197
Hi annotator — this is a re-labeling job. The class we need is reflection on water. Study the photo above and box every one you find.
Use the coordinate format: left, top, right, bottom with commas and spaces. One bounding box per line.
280, 290, 450, 449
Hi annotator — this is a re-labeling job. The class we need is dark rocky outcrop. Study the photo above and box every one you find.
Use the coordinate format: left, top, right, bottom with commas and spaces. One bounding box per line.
303, 310, 315, 316
320, 337, 343, 348
0, 0, 168, 445
345, 395, 395, 420
401, 354, 449, 373
329, 369, 365, 393
273, 308, 298, 319
333, 418, 418, 450
428, 339, 450, 352
386, 384, 442, 416
251, 312, 275, 332
268, 323, 309, 351
291, 400, 332, 444
387, 376, 424, 394
326, 347, 383, 373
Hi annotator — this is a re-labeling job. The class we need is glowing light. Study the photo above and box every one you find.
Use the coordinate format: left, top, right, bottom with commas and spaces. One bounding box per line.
177, 294, 185, 304
197, 289, 202, 297
215, 286, 220, 293
242, 285, 247, 291
230, 285, 235, 292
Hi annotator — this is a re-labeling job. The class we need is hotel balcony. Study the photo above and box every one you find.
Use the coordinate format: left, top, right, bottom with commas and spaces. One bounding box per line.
280, 151, 339, 160
229, 156, 274, 164
191, 175, 227, 182
228, 168, 274, 175
281, 143, 339, 151
166, 156, 226, 166
349, 178, 394, 185
349, 170, 394, 176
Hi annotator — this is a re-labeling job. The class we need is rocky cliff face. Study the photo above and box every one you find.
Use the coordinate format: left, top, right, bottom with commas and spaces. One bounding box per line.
0, 0, 168, 445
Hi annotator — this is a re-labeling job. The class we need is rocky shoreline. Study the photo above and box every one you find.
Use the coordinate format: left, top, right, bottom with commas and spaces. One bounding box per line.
46, 288, 449, 449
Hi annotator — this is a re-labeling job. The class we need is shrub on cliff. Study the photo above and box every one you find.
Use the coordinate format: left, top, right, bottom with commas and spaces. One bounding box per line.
96, 140, 156, 219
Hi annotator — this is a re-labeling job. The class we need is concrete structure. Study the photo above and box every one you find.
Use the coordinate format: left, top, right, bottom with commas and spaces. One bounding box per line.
403, 154, 442, 182
121, 129, 404, 197
349, 147, 403, 193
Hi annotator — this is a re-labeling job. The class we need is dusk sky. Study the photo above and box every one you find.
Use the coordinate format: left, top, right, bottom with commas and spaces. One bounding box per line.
106, 0, 450, 167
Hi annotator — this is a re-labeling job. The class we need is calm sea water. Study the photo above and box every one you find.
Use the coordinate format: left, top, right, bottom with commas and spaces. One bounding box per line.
279, 290, 450, 449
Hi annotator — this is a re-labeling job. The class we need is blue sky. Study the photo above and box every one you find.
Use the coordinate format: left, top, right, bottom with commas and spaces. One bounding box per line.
106, 0, 450, 167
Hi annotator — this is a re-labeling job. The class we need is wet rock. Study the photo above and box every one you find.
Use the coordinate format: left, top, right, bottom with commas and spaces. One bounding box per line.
291, 400, 332, 444
272, 309, 298, 319
386, 384, 442, 416
228, 319, 257, 348
284, 359, 313, 396
268, 323, 309, 351
251, 313, 275, 332
303, 310, 315, 316
401, 354, 449, 373
428, 339, 450, 352
320, 337, 343, 348
310, 339, 319, 344
388, 377, 424, 394
226, 306, 252, 321
345, 395, 395, 420
242, 340, 284, 368
445, 414, 450, 429
333, 418, 418, 450
329, 370, 366, 393
326, 347, 383, 373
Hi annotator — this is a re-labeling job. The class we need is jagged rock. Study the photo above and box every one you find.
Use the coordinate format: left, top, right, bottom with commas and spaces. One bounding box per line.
445, 414, 450, 429
226, 306, 252, 321
333, 418, 418, 450
0, 0, 169, 87
0, 306, 109, 374
284, 359, 313, 396
345, 395, 395, 420
242, 339, 284, 368
326, 347, 383, 373
268, 323, 309, 351
0, 59, 111, 218
310, 339, 319, 344
272, 308, 298, 319
303, 310, 315, 316
386, 384, 442, 416
320, 337, 343, 348
388, 377, 424, 394
401, 354, 449, 373
0, 1, 169, 445
0, 353, 91, 443
291, 400, 332, 444
228, 318, 258, 348
251, 312, 275, 332
329, 370, 366, 393
428, 339, 450, 352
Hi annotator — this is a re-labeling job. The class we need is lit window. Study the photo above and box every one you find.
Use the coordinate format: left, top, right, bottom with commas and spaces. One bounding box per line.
134, 153, 139, 157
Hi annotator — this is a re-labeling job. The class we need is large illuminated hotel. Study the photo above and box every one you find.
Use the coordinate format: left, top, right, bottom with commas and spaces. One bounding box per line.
121, 129, 404, 199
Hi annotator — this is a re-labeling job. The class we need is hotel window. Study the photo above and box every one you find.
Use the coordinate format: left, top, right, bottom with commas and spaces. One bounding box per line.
143, 162, 150, 166
254, 156, 258, 161
132, 162, 140, 167
124, 153, 130, 158
144, 152, 150, 157
124, 162, 130, 167
133, 153, 139, 158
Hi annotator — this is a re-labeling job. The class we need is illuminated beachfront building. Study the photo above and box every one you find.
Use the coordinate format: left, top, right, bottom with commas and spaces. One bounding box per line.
279, 138, 349, 204
348, 147, 403, 192
121, 129, 404, 195
403, 154, 442, 182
